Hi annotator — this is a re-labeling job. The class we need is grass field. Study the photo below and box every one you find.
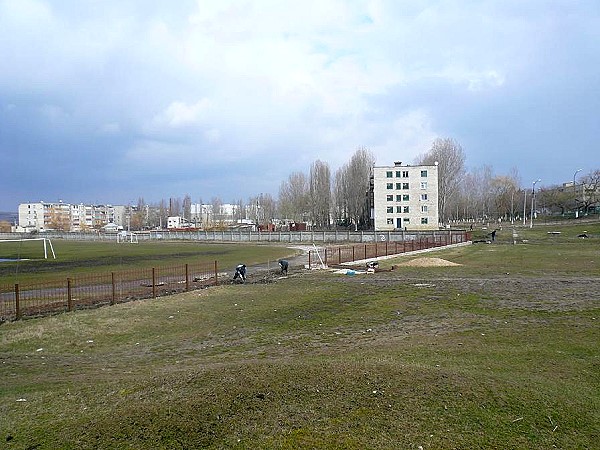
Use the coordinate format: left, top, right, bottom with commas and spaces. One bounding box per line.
1, 223, 599, 449
0, 240, 297, 285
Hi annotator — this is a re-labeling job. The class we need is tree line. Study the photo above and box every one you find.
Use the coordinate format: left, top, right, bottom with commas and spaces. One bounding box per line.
129, 138, 599, 230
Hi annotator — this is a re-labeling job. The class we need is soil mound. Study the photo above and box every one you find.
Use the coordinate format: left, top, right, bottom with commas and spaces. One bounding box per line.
399, 257, 461, 267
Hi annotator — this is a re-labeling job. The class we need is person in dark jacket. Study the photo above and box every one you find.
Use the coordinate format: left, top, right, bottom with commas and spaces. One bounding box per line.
278, 259, 289, 275
233, 264, 247, 282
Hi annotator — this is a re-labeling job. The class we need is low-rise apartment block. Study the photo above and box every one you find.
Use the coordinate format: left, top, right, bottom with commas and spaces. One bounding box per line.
371, 161, 439, 231
18, 201, 130, 232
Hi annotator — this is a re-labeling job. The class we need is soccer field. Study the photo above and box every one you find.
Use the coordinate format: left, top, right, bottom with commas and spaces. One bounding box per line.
0, 239, 296, 285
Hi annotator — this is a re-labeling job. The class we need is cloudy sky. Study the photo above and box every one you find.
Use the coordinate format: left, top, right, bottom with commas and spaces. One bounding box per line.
1, 0, 599, 211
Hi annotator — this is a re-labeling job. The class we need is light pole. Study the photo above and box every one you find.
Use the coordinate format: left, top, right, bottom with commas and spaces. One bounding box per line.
530, 179, 541, 228
523, 189, 527, 226
574, 168, 582, 218
511, 190, 515, 224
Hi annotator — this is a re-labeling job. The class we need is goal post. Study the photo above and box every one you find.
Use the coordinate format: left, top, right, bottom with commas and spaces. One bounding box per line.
0, 238, 56, 259
116, 232, 139, 244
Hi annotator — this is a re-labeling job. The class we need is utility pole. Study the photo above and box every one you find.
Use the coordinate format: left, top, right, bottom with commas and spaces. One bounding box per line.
530, 179, 541, 228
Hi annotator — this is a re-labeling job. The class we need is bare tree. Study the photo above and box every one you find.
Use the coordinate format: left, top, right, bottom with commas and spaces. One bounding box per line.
416, 138, 466, 223
333, 167, 350, 227
580, 169, 600, 215
278, 171, 309, 223
258, 193, 277, 227
344, 147, 375, 229
48, 205, 71, 231
490, 174, 521, 221
169, 197, 182, 217
158, 199, 169, 228
210, 197, 223, 226
309, 160, 332, 229
182, 194, 192, 222
129, 197, 148, 230
233, 198, 245, 223
454, 165, 493, 222
538, 186, 572, 216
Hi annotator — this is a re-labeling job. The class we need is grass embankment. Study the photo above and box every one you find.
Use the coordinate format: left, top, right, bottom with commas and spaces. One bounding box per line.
0, 241, 295, 285
1, 223, 599, 448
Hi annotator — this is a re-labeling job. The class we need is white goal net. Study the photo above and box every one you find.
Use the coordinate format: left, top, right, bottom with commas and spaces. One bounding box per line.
116, 232, 139, 244
0, 238, 56, 259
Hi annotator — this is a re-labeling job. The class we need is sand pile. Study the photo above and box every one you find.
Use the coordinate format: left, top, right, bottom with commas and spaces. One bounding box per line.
398, 257, 461, 267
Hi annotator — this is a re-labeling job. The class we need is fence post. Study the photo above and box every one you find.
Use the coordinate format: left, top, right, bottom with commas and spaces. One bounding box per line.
308, 251, 311, 268
152, 268, 156, 298
15, 283, 20, 320
67, 278, 73, 311
352, 246, 355, 262
214, 260, 219, 286
111, 272, 116, 305
338, 247, 341, 264
185, 264, 190, 291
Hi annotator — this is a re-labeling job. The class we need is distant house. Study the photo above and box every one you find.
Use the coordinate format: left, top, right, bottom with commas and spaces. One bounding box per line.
167, 216, 192, 229
103, 222, 120, 233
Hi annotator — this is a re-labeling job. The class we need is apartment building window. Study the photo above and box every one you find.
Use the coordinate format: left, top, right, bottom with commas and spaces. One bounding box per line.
402, 171, 409, 178
396, 171, 401, 177
421, 217, 428, 224
387, 218, 394, 225
387, 206, 394, 213
396, 183, 402, 190
403, 194, 410, 201
420, 193, 428, 201
396, 206, 402, 213
402, 183, 409, 189
421, 205, 428, 213
404, 218, 410, 223
396, 195, 402, 201
421, 170, 428, 177
403, 206, 410, 213
386, 171, 393, 178
387, 195, 394, 201
420, 181, 428, 189
387, 183, 393, 189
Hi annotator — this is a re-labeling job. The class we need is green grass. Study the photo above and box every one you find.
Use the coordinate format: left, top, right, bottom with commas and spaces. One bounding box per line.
0, 241, 295, 285
1, 222, 599, 449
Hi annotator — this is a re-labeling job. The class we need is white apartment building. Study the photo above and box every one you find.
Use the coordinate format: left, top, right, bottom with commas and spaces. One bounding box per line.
371, 161, 439, 231
190, 203, 240, 227
18, 201, 71, 232
18, 202, 129, 232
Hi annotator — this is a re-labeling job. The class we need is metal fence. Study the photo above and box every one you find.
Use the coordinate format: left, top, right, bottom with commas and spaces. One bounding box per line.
308, 231, 470, 267
0, 261, 219, 322
1, 229, 469, 244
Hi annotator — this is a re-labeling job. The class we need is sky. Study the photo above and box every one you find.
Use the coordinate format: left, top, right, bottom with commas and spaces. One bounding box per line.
1, 0, 599, 212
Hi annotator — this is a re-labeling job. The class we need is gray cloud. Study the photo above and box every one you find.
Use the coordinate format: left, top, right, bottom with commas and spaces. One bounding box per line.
1, 0, 599, 210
